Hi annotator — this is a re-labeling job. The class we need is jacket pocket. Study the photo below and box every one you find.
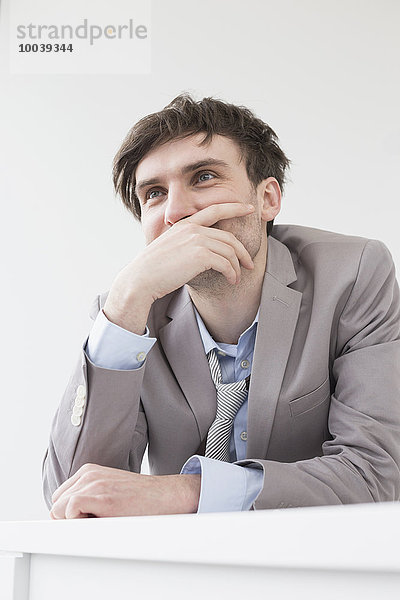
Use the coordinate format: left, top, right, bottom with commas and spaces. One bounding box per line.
289, 377, 330, 417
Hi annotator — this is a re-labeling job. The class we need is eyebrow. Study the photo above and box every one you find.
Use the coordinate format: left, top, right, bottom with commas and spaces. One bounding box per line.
135, 158, 230, 197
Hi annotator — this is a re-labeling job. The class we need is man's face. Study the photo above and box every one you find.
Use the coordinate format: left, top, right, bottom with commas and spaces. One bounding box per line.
134, 133, 278, 291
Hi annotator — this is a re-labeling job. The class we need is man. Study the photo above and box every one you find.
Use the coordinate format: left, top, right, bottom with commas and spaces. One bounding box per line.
44, 94, 400, 519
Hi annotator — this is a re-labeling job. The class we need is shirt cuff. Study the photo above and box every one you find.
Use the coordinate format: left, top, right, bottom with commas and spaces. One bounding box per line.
181, 455, 264, 513
85, 308, 157, 370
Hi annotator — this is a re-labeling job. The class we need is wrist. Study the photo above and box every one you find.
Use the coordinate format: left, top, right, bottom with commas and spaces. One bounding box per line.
179, 474, 201, 513
103, 295, 152, 335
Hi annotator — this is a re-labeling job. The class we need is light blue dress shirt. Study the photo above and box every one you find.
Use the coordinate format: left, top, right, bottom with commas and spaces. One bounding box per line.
86, 303, 264, 512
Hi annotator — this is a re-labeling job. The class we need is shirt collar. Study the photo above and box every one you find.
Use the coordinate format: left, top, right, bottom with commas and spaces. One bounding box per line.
193, 304, 260, 357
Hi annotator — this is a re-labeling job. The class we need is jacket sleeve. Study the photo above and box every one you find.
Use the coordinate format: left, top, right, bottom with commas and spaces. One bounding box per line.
236, 239, 400, 509
42, 295, 148, 508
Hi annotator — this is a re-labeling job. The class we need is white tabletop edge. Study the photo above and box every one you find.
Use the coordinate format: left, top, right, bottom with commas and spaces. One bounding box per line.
0, 502, 399, 572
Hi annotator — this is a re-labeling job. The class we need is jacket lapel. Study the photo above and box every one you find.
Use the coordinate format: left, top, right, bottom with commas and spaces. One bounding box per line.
246, 236, 302, 459
158, 287, 217, 443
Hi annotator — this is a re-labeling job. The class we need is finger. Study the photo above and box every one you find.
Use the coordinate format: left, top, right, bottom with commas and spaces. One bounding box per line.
51, 484, 88, 519
200, 226, 254, 270
51, 476, 103, 519
65, 494, 102, 519
204, 238, 241, 283
51, 471, 83, 504
51, 463, 100, 504
185, 202, 255, 227
204, 253, 238, 285
51, 487, 76, 519
65, 494, 114, 519
51, 493, 94, 520
50, 499, 66, 519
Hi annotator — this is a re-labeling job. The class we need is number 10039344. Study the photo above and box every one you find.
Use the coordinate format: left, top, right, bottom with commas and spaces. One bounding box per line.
18, 43, 73, 52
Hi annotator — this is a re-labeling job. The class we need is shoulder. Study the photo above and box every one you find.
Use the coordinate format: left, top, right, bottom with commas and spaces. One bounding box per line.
271, 224, 395, 287
271, 223, 370, 253
271, 223, 392, 264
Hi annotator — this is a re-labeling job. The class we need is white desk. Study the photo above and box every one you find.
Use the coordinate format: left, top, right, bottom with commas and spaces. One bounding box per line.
1, 502, 400, 600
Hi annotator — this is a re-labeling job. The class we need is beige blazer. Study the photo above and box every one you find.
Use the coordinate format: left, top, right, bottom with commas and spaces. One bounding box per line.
42, 224, 400, 510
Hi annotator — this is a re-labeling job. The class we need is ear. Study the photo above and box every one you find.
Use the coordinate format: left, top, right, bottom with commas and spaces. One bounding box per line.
258, 177, 281, 222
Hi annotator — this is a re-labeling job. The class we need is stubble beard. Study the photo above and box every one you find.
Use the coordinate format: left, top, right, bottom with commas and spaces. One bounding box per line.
187, 199, 263, 299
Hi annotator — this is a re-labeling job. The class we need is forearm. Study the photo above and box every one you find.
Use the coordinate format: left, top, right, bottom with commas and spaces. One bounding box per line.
42, 346, 148, 505
49, 465, 201, 518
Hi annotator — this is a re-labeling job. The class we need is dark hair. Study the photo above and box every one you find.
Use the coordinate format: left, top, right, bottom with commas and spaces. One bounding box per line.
113, 93, 290, 236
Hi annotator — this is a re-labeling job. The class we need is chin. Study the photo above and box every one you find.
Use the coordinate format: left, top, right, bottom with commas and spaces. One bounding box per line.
187, 269, 230, 295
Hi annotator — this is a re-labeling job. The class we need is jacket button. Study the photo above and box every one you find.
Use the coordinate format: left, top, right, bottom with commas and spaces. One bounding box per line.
74, 396, 85, 408
71, 414, 81, 427
76, 385, 86, 398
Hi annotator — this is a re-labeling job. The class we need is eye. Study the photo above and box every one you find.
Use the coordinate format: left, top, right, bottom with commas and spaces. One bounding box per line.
146, 189, 164, 200
197, 171, 215, 183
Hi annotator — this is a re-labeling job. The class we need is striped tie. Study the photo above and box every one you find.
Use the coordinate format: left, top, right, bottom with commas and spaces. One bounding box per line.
205, 349, 249, 462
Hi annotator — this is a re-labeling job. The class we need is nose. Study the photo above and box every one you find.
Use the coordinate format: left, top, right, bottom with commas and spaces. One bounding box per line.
163, 184, 199, 227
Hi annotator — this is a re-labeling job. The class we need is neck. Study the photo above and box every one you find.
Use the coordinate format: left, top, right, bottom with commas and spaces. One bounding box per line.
187, 236, 268, 345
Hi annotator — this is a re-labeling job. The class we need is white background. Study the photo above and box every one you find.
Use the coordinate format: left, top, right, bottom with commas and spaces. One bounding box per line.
0, 0, 399, 520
